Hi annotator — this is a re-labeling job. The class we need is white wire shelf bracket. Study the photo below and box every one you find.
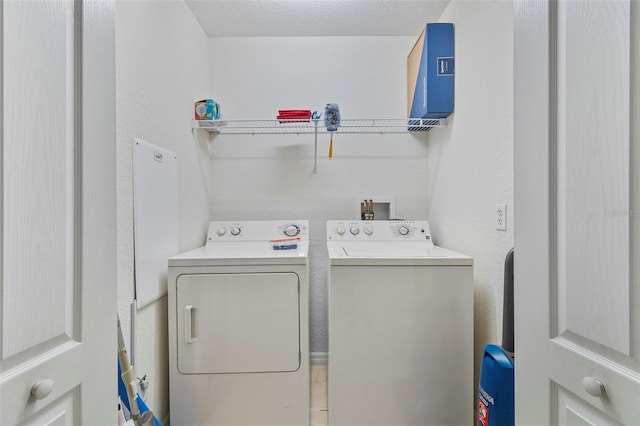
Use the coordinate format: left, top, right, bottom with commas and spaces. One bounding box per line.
191, 118, 447, 134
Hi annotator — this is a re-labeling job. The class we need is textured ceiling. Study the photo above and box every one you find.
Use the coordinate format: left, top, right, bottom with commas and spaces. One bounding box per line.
185, 0, 451, 37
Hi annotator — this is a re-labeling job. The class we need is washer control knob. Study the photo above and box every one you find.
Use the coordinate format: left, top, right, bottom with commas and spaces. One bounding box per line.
350, 226, 360, 235
336, 226, 346, 235
230, 226, 241, 236
364, 225, 374, 235
216, 226, 227, 236
284, 225, 300, 237
398, 226, 410, 236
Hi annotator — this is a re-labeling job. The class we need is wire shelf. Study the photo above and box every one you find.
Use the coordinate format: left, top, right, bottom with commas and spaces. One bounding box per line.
191, 118, 447, 134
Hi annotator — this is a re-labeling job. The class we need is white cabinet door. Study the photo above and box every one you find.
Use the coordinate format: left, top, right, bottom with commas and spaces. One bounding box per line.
1, 1, 116, 424
514, 0, 640, 424
176, 273, 301, 374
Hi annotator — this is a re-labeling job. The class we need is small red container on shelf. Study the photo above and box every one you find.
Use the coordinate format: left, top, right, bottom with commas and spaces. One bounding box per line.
277, 109, 311, 123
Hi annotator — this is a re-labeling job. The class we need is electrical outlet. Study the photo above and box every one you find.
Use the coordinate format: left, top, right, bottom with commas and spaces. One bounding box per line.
496, 203, 507, 231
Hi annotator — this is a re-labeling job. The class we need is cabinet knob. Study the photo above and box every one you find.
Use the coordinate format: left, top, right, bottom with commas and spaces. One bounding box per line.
582, 377, 605, 397
31, 379, 55, 400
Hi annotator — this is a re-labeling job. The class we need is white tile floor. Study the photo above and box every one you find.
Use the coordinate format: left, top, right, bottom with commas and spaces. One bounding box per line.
310, 365, 328, 426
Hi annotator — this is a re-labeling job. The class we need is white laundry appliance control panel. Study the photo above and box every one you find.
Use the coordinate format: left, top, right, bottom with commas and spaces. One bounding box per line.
327, 220, 433, 242
206, 220, 310, 242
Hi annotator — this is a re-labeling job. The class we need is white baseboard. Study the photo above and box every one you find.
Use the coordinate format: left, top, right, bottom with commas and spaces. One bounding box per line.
310, 351, 328, 365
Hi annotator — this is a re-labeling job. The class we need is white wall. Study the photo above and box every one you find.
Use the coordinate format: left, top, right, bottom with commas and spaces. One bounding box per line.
207, 36, 433, 354
429, 0, 514, 391
116, 1, 210, 420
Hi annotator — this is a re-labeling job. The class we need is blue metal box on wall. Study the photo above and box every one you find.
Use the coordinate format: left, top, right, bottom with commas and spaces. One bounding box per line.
407, 23, 455, 119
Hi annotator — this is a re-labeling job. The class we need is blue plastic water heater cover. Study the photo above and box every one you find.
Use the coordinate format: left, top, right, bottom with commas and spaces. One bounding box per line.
477, 344, 514, 426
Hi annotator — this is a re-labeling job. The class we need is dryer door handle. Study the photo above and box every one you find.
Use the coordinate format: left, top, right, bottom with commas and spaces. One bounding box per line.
184, 305, 197, 344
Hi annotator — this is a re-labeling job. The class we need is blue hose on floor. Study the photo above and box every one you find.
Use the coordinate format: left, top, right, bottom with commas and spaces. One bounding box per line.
118, 360, 162, 426
118, 314, 162, 426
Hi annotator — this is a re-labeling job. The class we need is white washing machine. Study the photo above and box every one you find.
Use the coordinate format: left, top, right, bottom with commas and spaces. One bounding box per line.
326, 220, 473, 426
168, 220, 310, 426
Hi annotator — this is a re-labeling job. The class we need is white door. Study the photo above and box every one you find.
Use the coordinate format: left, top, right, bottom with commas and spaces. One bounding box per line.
514, 0, 640, 424
1, 0, 116, 425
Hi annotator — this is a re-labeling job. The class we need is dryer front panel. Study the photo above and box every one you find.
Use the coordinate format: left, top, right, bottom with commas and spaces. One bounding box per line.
176, 272, 300, 374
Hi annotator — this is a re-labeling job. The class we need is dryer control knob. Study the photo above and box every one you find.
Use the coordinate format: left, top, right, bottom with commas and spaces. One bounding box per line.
350, 226, 360, 235
336, 226, 346, 235
216, 226, 226, 236
364, 225, 374, 235
284, 225, 300, 237
398, 226, 410, 236
230, 226, 241, 236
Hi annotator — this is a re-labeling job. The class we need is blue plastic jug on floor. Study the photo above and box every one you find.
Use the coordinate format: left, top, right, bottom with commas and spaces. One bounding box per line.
477, 345, 514, 426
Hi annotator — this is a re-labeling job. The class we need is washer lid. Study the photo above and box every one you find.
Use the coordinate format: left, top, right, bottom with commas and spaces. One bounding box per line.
327, 243, 472, 266
340, 241, 446, 258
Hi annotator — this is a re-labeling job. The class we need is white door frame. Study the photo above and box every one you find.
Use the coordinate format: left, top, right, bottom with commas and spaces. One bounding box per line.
78, 0, 117, 422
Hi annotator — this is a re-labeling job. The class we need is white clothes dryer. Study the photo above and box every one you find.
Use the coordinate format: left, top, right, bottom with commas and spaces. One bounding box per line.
326, 220, 473, 426
168, 220, 310, 426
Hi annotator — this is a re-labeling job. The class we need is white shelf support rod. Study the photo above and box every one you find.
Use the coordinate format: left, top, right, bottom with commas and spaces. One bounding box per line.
313, 119, 319, 173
